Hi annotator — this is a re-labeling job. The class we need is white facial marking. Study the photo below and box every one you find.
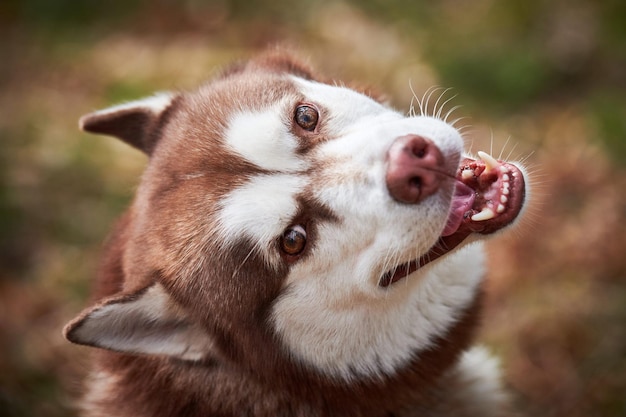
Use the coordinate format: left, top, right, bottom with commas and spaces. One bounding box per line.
210, 75, 486, 380
247, 77, 478, 380
272, 243, 485, 379
225, 104, 305, 172
217, 174, 305, 264
292, 77, 392, 135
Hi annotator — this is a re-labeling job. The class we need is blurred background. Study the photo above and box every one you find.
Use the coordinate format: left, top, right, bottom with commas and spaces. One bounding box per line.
0, 0, 625, 416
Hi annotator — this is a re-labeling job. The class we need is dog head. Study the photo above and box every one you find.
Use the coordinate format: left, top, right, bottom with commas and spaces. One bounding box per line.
64, 52, 526, 383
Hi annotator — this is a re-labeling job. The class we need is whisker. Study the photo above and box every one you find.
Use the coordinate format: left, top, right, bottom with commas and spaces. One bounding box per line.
423, 86, 443, 117
433, 87, 454, 120
415, 84, 431, 116
445, 107, 464, 125
456, 123, 474, 137
498, 136, 512, 160
232, 246, 256, 279
506, 142, 519, 161
407, 80, 417, 117
451, 117, 470, 128
517, 150, 536, 165
466, 139, 475, 155
379, 245, 397, 281
409, 80, 428, 116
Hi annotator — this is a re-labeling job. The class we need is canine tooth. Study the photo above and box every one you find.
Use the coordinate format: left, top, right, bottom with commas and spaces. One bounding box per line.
477, 151, 501, 172
471, 207, 495, 221
497, 204, 505, 213
461, 168, 474, 180
500, 195, 508, 204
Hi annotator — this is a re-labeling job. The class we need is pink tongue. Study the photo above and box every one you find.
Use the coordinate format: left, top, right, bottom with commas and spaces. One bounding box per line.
442, 182, 475, 236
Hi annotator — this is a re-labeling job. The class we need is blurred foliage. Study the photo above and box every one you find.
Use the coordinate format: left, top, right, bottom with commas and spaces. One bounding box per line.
1, 0, 141, 35
588, 91, 626, 163
0, 0, 625, 416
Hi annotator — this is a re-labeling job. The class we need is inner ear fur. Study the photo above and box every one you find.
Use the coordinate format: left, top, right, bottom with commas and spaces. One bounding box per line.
63, 283, 216, 361
79, 92, 180, 155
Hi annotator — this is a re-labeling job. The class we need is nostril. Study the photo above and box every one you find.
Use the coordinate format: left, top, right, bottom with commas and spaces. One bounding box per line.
408, 138, 428, 159
386, 134, 446, 204
412, 142, 428, 159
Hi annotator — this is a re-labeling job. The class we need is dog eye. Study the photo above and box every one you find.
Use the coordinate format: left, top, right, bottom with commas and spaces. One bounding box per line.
295, 105, 319, 131
280, 225, 307, 256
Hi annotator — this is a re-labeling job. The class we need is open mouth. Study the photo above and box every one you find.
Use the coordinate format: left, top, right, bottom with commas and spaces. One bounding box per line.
379, 151, 526, 287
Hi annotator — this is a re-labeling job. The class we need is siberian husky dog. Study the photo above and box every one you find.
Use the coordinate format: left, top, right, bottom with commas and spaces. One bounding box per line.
64, 51, 527, 417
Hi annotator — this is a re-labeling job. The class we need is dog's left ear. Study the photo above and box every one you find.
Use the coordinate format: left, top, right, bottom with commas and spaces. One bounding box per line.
79, 92, 179, 155
63, 283, 216, 361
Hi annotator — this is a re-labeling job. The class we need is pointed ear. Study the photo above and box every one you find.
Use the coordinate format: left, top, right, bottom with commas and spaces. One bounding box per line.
79, 92, 179, 155
63, 283, 215, 361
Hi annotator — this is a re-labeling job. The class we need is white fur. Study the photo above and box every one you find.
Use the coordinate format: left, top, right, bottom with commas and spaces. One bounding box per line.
273, 243, 485, 379
430, 346, 511, 416
453, 347, 508, 403
216, 174, 305, 265
88, 92, 174, 117
224, 104, 307, 172
291, 77, 393, 134
82, 370, 121, 417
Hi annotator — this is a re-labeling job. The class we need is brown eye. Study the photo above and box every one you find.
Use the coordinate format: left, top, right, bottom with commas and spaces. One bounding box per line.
295, 105, 319, 131
280, 225, 307, 256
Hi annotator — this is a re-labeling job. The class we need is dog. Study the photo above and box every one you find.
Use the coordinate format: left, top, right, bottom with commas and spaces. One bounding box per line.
64, 51, 527, 416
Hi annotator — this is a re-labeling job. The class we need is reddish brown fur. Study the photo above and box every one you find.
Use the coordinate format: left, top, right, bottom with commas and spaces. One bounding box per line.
96, 202, 482, 416
69, 51, 485, 417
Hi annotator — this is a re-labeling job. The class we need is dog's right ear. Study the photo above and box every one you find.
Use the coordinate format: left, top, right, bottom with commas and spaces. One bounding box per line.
63, 283, 217, 361
79, 92, 179, 155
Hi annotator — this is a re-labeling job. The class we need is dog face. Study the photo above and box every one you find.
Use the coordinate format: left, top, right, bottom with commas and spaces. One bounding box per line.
64, 53, 526, 384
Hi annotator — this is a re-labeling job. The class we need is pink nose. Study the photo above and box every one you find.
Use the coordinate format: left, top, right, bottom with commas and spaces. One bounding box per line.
385, 134, 445, 204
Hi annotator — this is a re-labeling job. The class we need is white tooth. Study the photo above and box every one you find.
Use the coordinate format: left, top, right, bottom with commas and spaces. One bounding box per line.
471, 207, 495, 221
461, 169, 474, 180
500, 166, 508, 173
502, 174, 510, 181
477, 151, 501, 172
500, 195, 508, 203
503, 188, 510, 195
497, 204, 505, 213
